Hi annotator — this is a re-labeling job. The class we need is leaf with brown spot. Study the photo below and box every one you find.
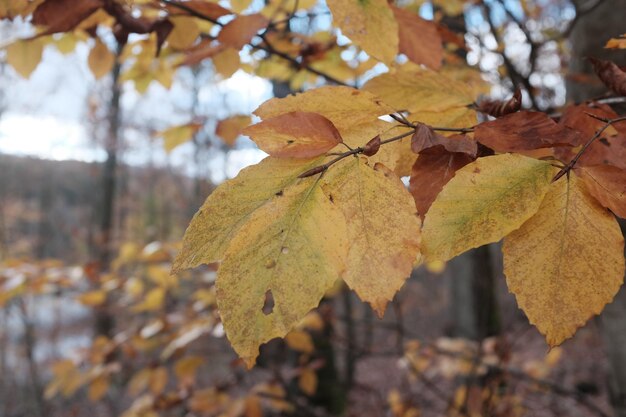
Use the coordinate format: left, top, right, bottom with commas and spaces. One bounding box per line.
577, 165, 626, 218
243, 112, 343, 158
559, 133, 626, 170
589, 57, 626, 96
409, 147, 474, 220
391, 5, 442, 70
217, 13, 269, 50
558, 103, 622, 140
475, 111, 581, 152
503, 173, 625, 347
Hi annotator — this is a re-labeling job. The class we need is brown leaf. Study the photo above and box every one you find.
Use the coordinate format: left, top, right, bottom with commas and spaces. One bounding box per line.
165, 1, 232, 20
577, 165, 626, 218
411, 124, 477, 156
392, 6, 442, 70
476, 87, 522, 117
589, 57, 626, 96
475, 111, 580, 152
217, 13, 269, 50
181, 39, 224, 66
575, 133, 626, 169
409, 146, 474, 219
558, 103, 622, 140
362, 135, 381, 156
243, 111, 343, 158
32, 0, 102, 34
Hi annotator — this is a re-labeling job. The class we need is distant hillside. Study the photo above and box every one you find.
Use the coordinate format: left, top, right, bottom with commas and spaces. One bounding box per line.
0, 153, 213, 262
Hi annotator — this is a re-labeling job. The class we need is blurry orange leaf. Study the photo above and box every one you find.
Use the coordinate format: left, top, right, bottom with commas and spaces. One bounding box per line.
392, 6, 442, 69
150, 367, 168, 395
77, 290, 107, 306
6, 38, 44, 78
216, 115, 251, 146
285, 330, 315, 353
158, 123, 203, 153
298, 368, 317, 396
217, 13, 269, 49
174, 356, 205, 386
589, 57, 626, 96
88, 38, 115, 80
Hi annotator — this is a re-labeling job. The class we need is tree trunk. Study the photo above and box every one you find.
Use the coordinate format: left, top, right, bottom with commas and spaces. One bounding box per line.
566, 2, 626, 415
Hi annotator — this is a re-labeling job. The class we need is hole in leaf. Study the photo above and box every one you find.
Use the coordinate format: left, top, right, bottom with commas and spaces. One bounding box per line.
281, 246, 289, 254
287, 139, 294, 144
262, 289, 275, 315
265, 259, 276, 269
275, 190, 283, 196
328, 193, 334, 203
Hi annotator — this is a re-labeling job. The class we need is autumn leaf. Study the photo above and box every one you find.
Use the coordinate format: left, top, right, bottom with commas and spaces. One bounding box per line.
217, 13, 269, 49
212, 47, 240, 78
32, 0, 102, 34
476, 87, 522, 118
475, 111, 580, 152
326, 0, 398, 64
589, 57, 626, 96
217, 178, 348, 367
253, 86, 394, 134
321, 158, 421, 315
172, 156, 323, 272
392, 5, 442, 69
558, 103, 621, 139
577, 165, 626, 218
6, 38, 44, 78
409, 147, 474, 220
422, 154, 554, 262
243, 112, 343, 158
158, 123, 202, 153
167, 16, 201, 50
363, 68, 475, 114
88, 38, 115, 80
216, 115, 251, 146
503, 173, 625, 347
164, 0, 232, 20
411, 124, 477, 157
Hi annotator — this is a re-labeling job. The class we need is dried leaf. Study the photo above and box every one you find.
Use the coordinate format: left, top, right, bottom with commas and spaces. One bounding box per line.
589, 57, 626, 96
475, 111, 580, 152
476, 87, 522, 117
88, 38, 115, 79
243, 112, 343, 158
216, 115, 251, 146
577, 165, 626, 218
217, 13, 269, 49
392, 5, 442, 69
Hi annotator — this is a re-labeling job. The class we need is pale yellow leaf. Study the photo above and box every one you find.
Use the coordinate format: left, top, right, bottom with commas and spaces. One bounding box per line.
168, 16, 200, 50
76, 290, 106, 306
173, 156, 324, 272
6, 38, 44, 78
88, 38, 115, 79
503, 173, 625, 347
363, 68, 475, 113
213, 47, 240, 78
298, 368, 317, 396
133, 287, 165, 312
322, 158, 421, 315
327, 0, 398, 64
159, 123, 202, 153
216, 179, 348, 367
422, 154, 554, 262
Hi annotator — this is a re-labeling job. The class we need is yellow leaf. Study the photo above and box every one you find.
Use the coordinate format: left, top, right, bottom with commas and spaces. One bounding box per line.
298, 368, 317, 396
76, 290, 107, 306
216, 115, 251, 146
503, 173, 625, 347
327, 0, 398, 64
253, 86, 394, 135
172, 156, 323, 272
88, 38, 115, 79
167, 16, 200, 50
174, 356, 204, 386
150, 366, 168, 395
422, 154, 554, 262
285, 330, 315, 353
216, 178, 348, 367
363, 68, 475, 113
322, 158, 421, 315
133, 287, 165, 312
88, 375, 109, 401
213, 47, 240, 78
6, 38, 44, 78
159, 123, 202, 153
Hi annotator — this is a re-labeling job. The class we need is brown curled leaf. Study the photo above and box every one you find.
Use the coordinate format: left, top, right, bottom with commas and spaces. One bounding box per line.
589, 57, 626, 96
476, 87, 522, 117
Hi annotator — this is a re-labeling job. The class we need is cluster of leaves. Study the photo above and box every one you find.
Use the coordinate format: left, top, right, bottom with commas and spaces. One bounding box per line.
175, 65, 626, 367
